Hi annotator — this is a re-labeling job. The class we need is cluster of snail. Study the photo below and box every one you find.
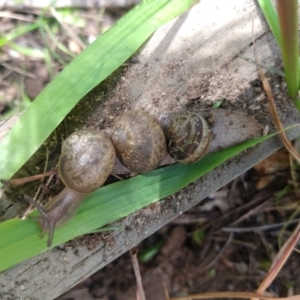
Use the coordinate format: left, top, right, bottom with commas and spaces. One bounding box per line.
24, 110, 212, 247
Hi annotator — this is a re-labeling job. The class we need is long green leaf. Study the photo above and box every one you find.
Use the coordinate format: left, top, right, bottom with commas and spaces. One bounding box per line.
257, 0, 281, 46
257, 0, 300, 106
0, 20, 50, 48
0, 0, 195, 187
0, 133, 275, 272
276, 0, 299, 100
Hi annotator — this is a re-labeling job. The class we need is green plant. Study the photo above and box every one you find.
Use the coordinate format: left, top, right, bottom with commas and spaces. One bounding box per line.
258, 0, 300, 106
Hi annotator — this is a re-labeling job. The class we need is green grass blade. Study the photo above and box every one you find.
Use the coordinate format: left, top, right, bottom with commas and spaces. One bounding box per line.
0, 132, 276, 271
258, 0, 300, 105
0, 20, 50, 48
276, 0, 299, 101
8, 42, 50, 58
0, 0, 195, 187
257, 0, 281, 46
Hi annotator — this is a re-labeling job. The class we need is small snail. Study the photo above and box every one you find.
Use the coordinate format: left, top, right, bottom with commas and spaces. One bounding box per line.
8, 109, 260, 247
26, 129, 116, 247
165, 111, 211, 164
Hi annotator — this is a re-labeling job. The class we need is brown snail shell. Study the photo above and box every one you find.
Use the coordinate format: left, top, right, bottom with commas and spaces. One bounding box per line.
59, 129, 116, 194
111, 111, 166, 173
166, 111, 211, 164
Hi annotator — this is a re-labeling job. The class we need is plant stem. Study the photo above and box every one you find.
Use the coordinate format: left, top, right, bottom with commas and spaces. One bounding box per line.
276, 0, 299, 101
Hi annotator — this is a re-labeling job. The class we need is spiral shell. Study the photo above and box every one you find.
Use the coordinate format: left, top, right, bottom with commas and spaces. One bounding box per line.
111, 111, 166, 173
166, 111, 211, 164
59, 129, 116, 194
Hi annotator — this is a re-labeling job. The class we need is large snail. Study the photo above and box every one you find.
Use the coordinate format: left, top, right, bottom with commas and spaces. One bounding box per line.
24, 130, 116, 247
3, 109, 261, 246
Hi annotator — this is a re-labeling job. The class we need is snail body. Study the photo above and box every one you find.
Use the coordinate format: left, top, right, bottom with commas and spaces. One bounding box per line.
25, 188, 84, 247
27, 129, 116, 247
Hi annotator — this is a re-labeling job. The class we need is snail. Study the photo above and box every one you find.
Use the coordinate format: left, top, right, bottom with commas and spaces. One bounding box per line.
24, 129, 116, 247
4, 109, 262, 247
165, 111, 211, 164
111, 111, 167, 173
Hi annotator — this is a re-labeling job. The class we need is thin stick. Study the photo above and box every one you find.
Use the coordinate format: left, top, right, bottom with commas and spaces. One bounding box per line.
130, 250, 146, 300
1, 169, 58, 186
